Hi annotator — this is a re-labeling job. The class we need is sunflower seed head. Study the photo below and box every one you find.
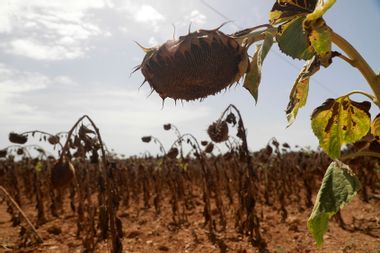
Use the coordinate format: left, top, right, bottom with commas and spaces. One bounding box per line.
48, 135, 60, 145
139, 27, 248, 101
207, 120, 229, 143
141, 136, 152, 143
9, 132, 28, 144
200, 140, 208, 146
0, 149, 7, 158
51, 159, 75, 188
204, 143, 214, 153
167, 147, 179, 159
17, 148, 24, 155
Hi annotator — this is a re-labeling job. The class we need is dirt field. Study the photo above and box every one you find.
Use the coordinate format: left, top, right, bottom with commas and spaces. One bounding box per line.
1, 186, 379, 253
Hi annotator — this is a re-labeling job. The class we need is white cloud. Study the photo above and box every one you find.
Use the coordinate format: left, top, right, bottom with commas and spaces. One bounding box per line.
20, 87, 211, 129
0, 64, 50, 91
0, 63, 77, 121
0, 62, 213, 155
185, 10, 207, 25
58, 36, 77, 45
134, 5, 165, 23
0, 64, 50, 122
53, 76, 78, 86
148, 37, 158, 46
0, 62, 210, 136
0, 0, 106, 60
37, 18, 100, 40
6, 39, 85, 60
114, 1, 166, 32
0, 1, 18, 33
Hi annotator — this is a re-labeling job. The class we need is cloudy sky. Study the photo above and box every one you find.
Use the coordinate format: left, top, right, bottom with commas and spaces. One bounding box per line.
0, 0, 379, 156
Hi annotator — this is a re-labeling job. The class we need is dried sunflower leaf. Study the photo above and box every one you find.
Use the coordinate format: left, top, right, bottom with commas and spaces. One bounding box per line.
308, 22, 332, 67
286, 56, 320, 126
305, 0, 336, 22
269, 0, 318, 25
243, 32, 274, 103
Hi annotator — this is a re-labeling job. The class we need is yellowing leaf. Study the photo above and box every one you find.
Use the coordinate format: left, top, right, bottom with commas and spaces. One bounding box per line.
308, 160, 361, 246
243, 33, 273, 103
269, 0, 318, 25
277, 17, 315, 60
35, 161, 44, 172
269, 0, 334, 63
309, 23, 332, 66
286, 56, 320, 126
302, 0, 335, 66
311, 97, 371, 159
305, 0, 336, 22
371, 113, 380, 143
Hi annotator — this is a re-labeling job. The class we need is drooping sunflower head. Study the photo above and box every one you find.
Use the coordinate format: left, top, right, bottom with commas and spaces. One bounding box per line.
51, 159, 75, 188
136, 26, 249, 101
207, 120, 229, 143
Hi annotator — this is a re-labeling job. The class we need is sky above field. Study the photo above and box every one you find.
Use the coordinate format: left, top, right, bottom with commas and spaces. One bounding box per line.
0, 0, 379, 157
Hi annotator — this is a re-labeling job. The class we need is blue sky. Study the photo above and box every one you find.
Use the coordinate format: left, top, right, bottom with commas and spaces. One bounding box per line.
0, 0, 379, 156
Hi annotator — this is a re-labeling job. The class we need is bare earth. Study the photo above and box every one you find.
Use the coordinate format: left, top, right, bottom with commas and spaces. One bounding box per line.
1, 190, 379, 253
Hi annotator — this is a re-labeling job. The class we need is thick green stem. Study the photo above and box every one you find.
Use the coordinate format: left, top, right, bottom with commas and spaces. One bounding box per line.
331, 31, 380, 107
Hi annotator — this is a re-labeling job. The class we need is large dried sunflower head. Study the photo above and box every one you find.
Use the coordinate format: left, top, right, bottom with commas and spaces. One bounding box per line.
0, 149, 7, 158
16, 148, 24, 155
141, 136, 152, 143
207, 120, 229, 143
204, 142, 214, 153
51, 159, 75, 188
167, 147, 179, 159
9, 132, 28, 144
48, 135, 60, 145
136, 26, 249, 101
163, 123, 171, 130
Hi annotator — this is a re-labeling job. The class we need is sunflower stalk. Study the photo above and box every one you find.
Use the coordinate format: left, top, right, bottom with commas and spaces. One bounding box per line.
0, 186, 43, 243
331, 30, 380, 107
231, 25, 276, 48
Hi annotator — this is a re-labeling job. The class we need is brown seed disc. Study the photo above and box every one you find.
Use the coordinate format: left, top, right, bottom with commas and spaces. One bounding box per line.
167, 147, 179, 159
204, 143, 214, 153
9, 132, 28, 144
51, 160, 75, 188
0, 149, 7, 158
140, 29, 248, 101
48, 135, 60, 145
16, 148, 24, 155
207, 120, 229, 143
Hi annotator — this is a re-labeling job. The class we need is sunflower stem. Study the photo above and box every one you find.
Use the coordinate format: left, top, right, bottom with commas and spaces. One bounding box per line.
343, 90, 377, 103
331, 30, 380, 108
232, 27, 276, 48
